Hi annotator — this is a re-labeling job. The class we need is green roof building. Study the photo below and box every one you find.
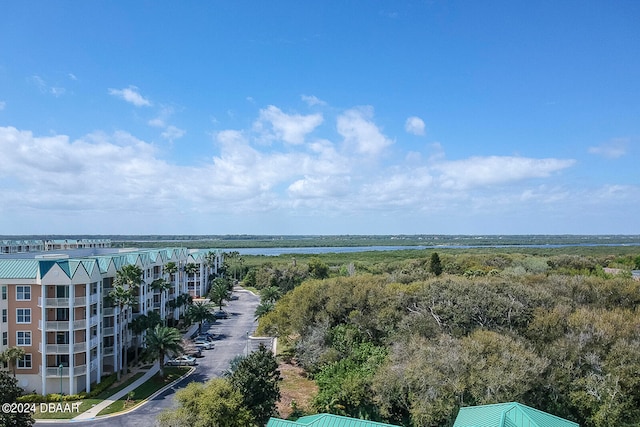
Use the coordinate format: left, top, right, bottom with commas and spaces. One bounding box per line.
267, 414, 402, 427
453, 402, 579, 427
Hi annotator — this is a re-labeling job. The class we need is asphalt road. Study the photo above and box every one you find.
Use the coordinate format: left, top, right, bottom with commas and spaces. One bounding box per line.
37, 288, 260, 427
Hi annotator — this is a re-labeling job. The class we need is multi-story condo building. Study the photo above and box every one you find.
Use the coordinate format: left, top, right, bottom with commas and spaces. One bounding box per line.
0, 242, 223, 395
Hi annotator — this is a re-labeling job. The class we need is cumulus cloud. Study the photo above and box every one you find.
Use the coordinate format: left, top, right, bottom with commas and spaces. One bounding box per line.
301, 95, 327, 107
254, 105, 323, 144
588, 138, 629, 159
432, 156, 576, 190
405, 116, 426, 135
0, 102, 588, 232
161, 125, 186, 142
108, 85, 152, 107
337, 106, 394, 156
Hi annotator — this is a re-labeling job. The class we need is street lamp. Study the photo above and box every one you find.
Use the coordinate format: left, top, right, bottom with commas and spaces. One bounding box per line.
245, 331, 249, 357
58, 364, 63, 395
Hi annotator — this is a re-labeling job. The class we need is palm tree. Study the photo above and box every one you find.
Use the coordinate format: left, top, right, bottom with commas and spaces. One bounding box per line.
0, 346, 26, 377
184, 262, 199, 296
254, 301, 275, 320
209, 278, 230, 310
150, 278, 172, 321
108, 283, 136, 381
186, 300, 216, 335
259, 286, 281, 303
144, 325, 183, 378
113, 264, 144, 378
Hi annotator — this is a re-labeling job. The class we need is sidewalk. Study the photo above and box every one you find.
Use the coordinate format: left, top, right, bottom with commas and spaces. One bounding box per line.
71, 322, 200, 421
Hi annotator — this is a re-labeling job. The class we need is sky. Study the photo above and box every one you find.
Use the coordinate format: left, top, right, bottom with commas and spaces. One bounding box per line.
1, 1, 639, 235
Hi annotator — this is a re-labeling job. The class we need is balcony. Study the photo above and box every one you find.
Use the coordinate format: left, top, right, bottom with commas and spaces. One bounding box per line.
44, 360, 98, 377
41, 337, 100, 354
37, 294, 100, 308
38, 315, 99, 331
103, 326, 114, 336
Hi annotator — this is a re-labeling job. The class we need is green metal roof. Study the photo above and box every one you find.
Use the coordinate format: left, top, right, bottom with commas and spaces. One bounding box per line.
267, 414, 402, 427
453, 402, 579, 427
0, 259, 39, 279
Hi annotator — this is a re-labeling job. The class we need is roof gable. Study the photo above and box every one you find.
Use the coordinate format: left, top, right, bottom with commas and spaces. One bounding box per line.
268, 414, 402, 427
453, 402, 579, 427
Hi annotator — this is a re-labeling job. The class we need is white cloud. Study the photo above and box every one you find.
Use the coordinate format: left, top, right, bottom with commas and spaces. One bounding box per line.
337, 106, 394, 156
254, 105, 323, 144
588, 138, 629, 159
0, 101, 5, 110
301, 95, 327, 107
68, 73, 77, 81
161, 125, 186, 142
433, 156, 576, 190
405, 116, 426, 136
108, 85, 152, 107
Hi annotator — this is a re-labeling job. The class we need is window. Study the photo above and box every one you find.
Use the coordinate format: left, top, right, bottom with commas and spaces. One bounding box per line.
56, 308, 69, 321
16, 331, 31, 346
55, 355, 69, 367
1, 286, 6, 300
16, 285, 31, 301
2, 331, 7, 346
17, 354, 32, 369
16, 308, 31, 324
56, 286, 69, 298
56, 332, 69, 345
2, 309, 6, 323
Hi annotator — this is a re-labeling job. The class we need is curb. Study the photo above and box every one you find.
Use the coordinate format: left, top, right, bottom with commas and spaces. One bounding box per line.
35, 366, 196, 424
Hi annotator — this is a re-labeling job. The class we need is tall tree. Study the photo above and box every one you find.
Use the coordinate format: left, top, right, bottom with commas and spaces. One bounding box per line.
0, 370, 34, 426
186, 300, 216, 334
150, 277, 172, 321
109, 264, 143, 380
0, 346, 26, 377
228, 344, 281, 426
209, 278, 231, 310
144, 325, 184, 378
156, 379, 256, 427
430, 252, 443, 276
108, 281, 136, 380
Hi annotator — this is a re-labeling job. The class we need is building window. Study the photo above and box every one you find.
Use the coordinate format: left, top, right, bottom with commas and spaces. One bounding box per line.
17, 354, 32, 369
56, 308, 69, 321
16, 331, 31, 346
2, 309, 6, 323
56, 286, 69, 298
16, 308, 31, 324
16, 285, 31, 301
1, 286, 6, 300
55, 354, 69, 367
2, 332, 7, 346
56, 332, 69, 345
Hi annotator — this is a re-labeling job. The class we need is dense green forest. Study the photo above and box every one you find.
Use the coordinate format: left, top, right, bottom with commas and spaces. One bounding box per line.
238, 248, 640, 427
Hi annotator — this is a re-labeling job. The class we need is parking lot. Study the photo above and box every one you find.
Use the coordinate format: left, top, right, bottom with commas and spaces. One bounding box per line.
38, 287, 261, 427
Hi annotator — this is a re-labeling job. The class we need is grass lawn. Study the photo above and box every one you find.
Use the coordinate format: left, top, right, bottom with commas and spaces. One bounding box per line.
33, 372, 146, 420
97, 366, 190, 416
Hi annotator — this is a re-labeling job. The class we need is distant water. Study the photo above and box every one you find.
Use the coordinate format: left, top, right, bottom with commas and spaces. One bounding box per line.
229, 243, 640, 256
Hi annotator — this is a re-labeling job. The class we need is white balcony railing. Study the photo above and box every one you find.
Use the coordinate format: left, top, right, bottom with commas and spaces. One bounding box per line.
37, 294, 100, 307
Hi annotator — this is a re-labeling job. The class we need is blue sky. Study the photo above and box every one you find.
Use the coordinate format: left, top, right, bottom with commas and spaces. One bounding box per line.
1, 1, 638, 235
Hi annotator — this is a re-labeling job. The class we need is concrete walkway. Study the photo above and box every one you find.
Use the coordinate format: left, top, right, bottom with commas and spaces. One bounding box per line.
71, 323, 200, 421
72, 364, 160, 421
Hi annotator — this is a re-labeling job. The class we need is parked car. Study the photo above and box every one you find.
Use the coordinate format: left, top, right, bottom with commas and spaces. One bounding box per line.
194, 340, 214, 349
186, 348, 203, 358
196, 334, 216, 342
213, 310, 229, 319
166, 355, 197, 366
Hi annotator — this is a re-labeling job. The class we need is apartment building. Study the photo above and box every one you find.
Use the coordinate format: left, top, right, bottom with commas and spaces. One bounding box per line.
0, 243, 222, 395
1, 239, 111, 254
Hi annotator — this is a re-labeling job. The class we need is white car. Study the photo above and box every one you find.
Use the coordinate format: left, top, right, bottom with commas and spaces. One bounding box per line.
166, 355, 197, 366
194, 340, 214, 349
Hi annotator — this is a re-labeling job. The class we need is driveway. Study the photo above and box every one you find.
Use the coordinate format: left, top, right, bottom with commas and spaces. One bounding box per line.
36, 288, 260, 427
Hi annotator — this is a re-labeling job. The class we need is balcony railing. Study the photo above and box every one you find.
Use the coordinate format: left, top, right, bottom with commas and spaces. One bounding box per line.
37, 294, 100, 307
39, 315, 100, 331
44, 361, 97, 377
41, 337, 99, 354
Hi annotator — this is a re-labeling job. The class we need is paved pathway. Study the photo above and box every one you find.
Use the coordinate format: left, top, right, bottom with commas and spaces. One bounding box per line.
35, 288, 260, 426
